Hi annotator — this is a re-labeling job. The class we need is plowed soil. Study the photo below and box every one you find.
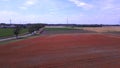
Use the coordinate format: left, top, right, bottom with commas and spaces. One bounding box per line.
0, 33, 120, 68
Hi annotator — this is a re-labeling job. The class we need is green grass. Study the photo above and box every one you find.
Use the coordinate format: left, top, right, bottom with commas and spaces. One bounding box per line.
20, 28, 28, 34
0, 28, 28, 38
45, 27, 75, 31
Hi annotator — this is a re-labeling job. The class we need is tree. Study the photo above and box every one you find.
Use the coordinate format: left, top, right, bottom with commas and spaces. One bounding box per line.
14, 25, 21, 39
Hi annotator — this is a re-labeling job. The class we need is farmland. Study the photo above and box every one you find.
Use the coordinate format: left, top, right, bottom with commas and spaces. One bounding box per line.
0, 33, 120, 68
75, 26, 120, 33
0, 26, 120, 68
42, 27, 95, 35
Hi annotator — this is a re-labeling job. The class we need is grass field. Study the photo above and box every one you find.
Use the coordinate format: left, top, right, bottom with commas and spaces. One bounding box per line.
0, 27, 73, 38
0, 28, 28, 38
42, 27, 95, 35
44, 27, 75, 31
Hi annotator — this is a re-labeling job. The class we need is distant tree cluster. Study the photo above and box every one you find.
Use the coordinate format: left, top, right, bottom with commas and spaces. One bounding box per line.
46, 24, 120, 27
12, 23, 45, 39
46, 24, 103, 27
28, 24, 46, 34
74, 24, 103, 27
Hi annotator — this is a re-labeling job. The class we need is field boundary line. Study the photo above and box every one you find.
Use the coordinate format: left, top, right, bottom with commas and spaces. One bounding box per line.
0, 34, 32, 42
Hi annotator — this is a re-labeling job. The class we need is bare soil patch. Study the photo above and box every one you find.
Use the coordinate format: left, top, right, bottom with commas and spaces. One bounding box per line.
0, 34, 120, 68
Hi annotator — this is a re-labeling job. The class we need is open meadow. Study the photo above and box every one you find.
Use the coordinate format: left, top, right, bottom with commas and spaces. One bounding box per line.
0, 28, 28, 38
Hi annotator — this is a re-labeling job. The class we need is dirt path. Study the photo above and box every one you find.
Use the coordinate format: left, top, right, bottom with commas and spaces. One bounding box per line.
0, 34, 120, 68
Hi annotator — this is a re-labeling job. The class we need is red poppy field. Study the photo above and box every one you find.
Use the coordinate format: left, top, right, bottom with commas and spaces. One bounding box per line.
0, 33, 120, 68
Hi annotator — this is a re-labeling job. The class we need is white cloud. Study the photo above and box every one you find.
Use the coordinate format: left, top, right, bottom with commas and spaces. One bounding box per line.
25, 0, 37, 6
69, 0, 93, 9
20, 0, 38, 10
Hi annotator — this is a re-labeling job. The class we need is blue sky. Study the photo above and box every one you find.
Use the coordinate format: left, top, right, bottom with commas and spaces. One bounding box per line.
0, 0, 120, 24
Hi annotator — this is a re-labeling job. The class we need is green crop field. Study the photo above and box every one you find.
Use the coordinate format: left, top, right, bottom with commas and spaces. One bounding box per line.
0, 28, 28, 38
44, 27, 75, 31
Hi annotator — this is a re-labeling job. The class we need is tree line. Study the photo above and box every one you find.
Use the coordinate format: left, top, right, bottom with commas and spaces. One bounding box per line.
14, 24, 45, 39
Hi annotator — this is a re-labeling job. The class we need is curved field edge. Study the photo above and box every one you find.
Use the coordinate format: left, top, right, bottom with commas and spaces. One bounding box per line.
0, 28, 96, 44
